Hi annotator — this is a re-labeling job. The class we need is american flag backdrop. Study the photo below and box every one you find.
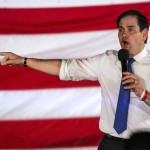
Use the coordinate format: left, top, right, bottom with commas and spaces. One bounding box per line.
0, 0, 150, 149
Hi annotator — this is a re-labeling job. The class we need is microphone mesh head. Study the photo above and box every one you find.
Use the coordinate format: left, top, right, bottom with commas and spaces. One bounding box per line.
118, 49, 129, 61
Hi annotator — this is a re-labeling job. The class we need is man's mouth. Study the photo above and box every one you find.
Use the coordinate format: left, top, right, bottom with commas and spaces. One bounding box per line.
122, 40, 129, 48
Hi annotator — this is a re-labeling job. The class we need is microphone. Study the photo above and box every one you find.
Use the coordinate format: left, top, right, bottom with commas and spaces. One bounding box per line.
118, 49, 129, 73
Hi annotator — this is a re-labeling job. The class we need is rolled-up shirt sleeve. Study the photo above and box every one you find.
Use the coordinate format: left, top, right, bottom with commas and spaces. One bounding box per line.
59, 54, 105, 81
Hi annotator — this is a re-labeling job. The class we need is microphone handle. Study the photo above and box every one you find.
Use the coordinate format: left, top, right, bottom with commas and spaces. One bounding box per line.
121, 59, 129, 88
121, 59, 128, 73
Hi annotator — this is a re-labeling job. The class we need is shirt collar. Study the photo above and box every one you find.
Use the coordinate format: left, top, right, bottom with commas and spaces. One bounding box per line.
133, 47, 148, 61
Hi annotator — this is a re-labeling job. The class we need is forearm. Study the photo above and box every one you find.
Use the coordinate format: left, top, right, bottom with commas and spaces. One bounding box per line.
0, 52, 62, 76
25, 58, 62, 76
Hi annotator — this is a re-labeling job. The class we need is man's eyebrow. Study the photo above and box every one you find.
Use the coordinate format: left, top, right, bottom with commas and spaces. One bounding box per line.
127, 26, 135, 28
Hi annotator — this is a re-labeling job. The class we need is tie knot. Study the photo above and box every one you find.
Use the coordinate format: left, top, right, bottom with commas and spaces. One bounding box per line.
128, 58, 135, 65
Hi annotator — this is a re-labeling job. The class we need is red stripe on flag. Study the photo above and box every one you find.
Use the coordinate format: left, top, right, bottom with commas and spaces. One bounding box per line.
0, 2, 150, 34
0, 117, 104, 149
0, 66, 99, 90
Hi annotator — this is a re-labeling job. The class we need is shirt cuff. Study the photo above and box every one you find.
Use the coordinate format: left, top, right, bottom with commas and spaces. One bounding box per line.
59, 60, 71, 80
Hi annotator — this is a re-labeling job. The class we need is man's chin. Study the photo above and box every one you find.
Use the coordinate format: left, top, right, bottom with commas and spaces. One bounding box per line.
128, 50, 134, 58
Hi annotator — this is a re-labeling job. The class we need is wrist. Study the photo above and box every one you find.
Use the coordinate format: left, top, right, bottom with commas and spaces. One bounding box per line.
140, 89, 149, 101
24, 57, 27, 67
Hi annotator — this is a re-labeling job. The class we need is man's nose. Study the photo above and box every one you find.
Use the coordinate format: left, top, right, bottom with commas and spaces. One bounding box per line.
122, 30, 128, 37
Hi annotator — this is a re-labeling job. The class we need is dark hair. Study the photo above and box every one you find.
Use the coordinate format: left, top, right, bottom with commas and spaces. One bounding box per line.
117, 10, 149, 43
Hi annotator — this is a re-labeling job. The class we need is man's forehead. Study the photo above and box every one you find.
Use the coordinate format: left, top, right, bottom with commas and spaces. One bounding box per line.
119, 16, 139, 27
119, 15, 138, 24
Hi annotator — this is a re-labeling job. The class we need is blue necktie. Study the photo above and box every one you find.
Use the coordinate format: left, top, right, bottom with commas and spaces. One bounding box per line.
114, 58, 135, 134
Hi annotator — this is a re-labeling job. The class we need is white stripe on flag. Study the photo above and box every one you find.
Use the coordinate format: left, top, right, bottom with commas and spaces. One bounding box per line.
0, 30, 120, 58
0, 87, 101, 120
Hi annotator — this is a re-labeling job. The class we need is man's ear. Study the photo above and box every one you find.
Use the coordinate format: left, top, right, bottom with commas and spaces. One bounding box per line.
142, 28, 148, 43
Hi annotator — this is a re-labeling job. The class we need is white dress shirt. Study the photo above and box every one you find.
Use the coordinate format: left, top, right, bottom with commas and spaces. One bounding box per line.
59, 48, 150, 139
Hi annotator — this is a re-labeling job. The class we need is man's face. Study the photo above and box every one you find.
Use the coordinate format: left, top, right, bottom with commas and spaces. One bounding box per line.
118, 15, 148, 57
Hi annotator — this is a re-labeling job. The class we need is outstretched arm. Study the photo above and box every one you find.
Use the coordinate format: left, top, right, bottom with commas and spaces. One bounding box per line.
0, 52, 62, 76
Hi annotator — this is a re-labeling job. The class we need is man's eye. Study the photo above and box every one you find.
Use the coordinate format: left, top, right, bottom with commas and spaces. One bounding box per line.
128, 28, 133, 32
118, 29, 123, 32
